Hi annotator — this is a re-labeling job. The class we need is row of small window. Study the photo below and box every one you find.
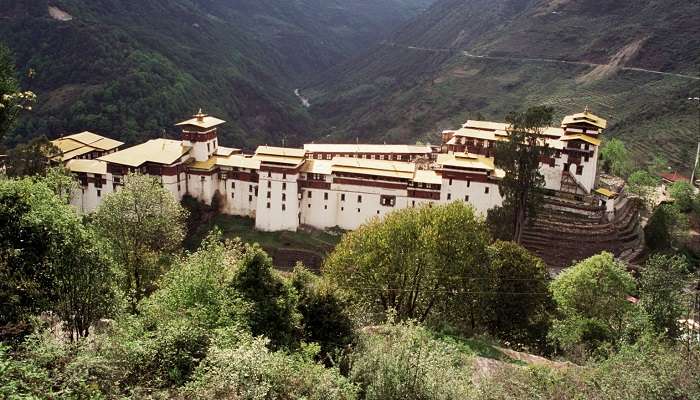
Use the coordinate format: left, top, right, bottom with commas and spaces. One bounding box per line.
447, 179, 472, 187
206, 139, 218, 153
314, 153, 409, 161
230, 193, 257, 202
445, 187, 490, 198
446, 194, 472, 202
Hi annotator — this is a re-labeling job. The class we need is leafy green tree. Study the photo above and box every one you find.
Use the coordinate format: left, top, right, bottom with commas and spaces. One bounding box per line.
229, 245, 301, 349
291, 265, 355, 360
644, 204, 688, 252
324, 202, 491, 327
638, 254, 688, 339
493, 106, 554, 243
4, 136, 60, 177
93, 173, 187, 309
549, 252, 636, 357
0, 177, 117, 338
648, 155, 670, 175
600, 138, 633, 177
669, 180, 697, 212
485, 241, 552, 350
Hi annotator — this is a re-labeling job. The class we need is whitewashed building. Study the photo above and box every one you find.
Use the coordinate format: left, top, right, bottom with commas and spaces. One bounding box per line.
63, 108, 610, 232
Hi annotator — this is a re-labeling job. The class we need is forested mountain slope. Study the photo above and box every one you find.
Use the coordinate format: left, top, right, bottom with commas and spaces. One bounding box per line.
0, 0, 431, 148
310, 0, 700, 169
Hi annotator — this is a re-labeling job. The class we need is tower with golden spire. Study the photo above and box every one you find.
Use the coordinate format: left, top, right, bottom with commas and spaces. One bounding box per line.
175, 109, 226, 162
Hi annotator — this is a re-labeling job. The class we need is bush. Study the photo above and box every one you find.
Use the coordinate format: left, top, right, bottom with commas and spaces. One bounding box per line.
182, 328, 357, 400
349, 321, 475, 400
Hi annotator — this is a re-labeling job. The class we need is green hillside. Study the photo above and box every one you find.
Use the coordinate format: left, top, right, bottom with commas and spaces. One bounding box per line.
0, 0, 431, 149
310, 0, 700, 171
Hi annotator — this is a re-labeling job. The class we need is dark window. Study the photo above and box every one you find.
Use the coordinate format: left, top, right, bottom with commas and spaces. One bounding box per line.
255, 187, 258, 196
231, 182, 235, 189
412, 200, 416, 207
267, 202, 271, 209
449, 178, 453, 186
341, 194, 346, 201
341, 207, 344, 211
358, 195, 362, 203
249, 185, 253, 192
447, 193, 452, 200
324, 205, 328, 210
576, 165, 584, 175
485, 187, 490, 194
308, 191, 312, 198
249, 195, 252, 202
324, 192, 329, 200
231, 192, 235, 199
97, 190, 101, 197
357, 208, 361, 213
282, 204, 286, 211
267, 181, 271, 188
282, 193, 286, 201
94, 175, 103, 188
268, 171, 272, 178
308, 204, 311, 208
267, 192, 271, 199
380, 195, 396, 207
283, 173, 287, 180
282, 183, 286, 190
467, 180, 471, 188
465, 195, 469, 202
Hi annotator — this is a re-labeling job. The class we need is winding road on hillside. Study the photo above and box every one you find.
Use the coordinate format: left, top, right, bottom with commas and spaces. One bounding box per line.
385, 42, 700, 81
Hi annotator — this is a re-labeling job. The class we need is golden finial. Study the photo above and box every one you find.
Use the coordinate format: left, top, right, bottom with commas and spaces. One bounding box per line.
194, 108, 206, 122
584, 105, 590, 114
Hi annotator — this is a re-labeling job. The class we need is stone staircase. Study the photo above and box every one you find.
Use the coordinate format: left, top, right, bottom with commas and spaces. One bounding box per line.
521, 194, 643, 274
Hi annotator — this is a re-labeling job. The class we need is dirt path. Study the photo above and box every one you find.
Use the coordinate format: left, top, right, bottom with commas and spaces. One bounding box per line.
382, 42, 700, 81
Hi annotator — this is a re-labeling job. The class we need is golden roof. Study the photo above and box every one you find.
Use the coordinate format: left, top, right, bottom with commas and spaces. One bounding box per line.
175, 111, 226, 129
99, 139, 191, 167
331, 157, 416, 179
594, 188, 618, 199
413, 169, 442, 185
560, 134, 602, 146
189, 157, 218, 171
59, 146, 96, 161
52, 131, 124, 161
437, 153, 495, 171
452, 128, 497, 141
65, 159, 107, 175
53, 138, 85, 153
66, 131, 124, 151
303, 143, 432, 154
216, 155, 261, 170
561, 109, 607, 130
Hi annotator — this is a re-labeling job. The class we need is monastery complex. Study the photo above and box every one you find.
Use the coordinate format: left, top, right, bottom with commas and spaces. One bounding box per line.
56, 109, 619, 233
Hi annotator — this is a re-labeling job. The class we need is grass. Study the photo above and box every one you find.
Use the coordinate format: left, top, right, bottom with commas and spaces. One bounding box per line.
185, 213, 342, 271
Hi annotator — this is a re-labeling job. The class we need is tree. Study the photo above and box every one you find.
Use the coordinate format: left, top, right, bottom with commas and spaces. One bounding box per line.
4, 136, 61, 177
324, 202, 491, 327
93, 173, 187, 309
668, 180, 697, 213
485, 241, 552, 350
549, 252, 636, 356
229, 245, 301, 349
600, 138, 632, 177
0, 43, 35, 141
644, 204, 688, 252
0, 176, 117, 338
291, 265, 355, 360
493, 106, 554, 243
638, 254, 689, 339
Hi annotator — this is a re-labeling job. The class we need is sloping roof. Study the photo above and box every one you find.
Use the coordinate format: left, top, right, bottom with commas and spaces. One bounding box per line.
559, 134, 602, 146
175, 114, 226, 129
299, 159, 333, 175
303, 143, 432, 154
64, 131, 124, 151
331, 157, 416, 179
463, 120, 509, 131
216, 155, 260, 170
659, 172, 690, 183
53, 138, 86, 153
437, 153, 495, 171
413, 169, 442, 185
215, 146, 240, 157
452, 128, 498, 141
60, 146, 96, 161
561, 110, 607, 130
256, 146, 307, 158
189, 157, 218, 171
99, 139, 191, 167
66, 159, 107, 174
